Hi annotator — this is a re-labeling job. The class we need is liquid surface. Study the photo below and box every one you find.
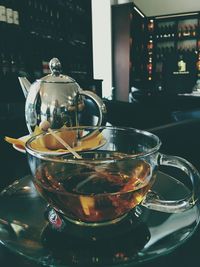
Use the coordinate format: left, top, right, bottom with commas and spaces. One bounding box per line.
34, 151, 154, 222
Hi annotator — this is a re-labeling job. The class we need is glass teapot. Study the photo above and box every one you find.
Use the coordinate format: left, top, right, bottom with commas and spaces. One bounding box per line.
18, 58, 107, 133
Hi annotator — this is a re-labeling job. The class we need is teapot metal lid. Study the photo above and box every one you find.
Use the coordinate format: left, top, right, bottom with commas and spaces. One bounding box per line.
37, 58, 77, 84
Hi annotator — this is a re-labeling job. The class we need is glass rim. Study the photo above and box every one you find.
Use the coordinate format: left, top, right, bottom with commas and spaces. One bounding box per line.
25, 125, 162, 163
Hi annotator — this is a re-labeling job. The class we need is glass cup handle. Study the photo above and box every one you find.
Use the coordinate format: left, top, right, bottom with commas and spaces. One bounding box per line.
142, 153, 200, 213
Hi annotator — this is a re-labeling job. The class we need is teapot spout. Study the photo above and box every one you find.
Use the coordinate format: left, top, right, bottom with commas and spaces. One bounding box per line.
18, 77, 31, 98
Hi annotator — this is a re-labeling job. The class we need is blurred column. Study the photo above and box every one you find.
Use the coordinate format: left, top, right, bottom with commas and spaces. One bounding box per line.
91, 0, 112, 99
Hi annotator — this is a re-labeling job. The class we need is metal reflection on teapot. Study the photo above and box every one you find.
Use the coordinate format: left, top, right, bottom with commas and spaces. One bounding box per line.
18, 58, 107, 133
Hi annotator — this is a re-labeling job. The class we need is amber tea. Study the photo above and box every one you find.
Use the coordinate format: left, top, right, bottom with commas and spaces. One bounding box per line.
34, 151, 155, 223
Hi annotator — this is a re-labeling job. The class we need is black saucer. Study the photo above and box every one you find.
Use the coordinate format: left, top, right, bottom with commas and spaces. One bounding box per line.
41, 207, 150, 266
0, 172, 199, 266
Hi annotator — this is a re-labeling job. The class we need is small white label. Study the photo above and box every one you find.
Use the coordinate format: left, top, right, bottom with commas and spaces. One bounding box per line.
0, 6, 6, 22
6, 8, 13, 24
13, 11, 19, 25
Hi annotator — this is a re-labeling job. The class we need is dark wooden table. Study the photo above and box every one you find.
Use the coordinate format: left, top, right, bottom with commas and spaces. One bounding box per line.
1, 114, 200, 267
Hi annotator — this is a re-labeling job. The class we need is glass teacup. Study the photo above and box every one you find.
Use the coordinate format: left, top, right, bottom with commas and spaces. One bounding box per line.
25, 126, 200, 226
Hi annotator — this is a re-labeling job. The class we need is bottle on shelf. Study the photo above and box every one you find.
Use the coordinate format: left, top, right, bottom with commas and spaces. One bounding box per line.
182, 25, 190, 37
177, 54, 187, 72
10, 48, 22, 101
6, 0, 13, 25
169, 23, 176, 38
0, 47, 11, 102
147, 19, 154, 33
18, 53, 28, 78
0, 0, 6, 31
25, 0, 34, 35
163, 24, 169, 38
178, 26, 182, 38
12, 0, 19, 27
196, 52, 200, 73
189, 24, 196, 37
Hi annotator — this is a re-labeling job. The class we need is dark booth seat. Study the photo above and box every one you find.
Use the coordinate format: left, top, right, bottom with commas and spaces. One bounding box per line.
104, 95, 200, 130
104, 100, 172, 129
171, 108, 200, 122
148, 118, 200, 172
104, 99, 200, 171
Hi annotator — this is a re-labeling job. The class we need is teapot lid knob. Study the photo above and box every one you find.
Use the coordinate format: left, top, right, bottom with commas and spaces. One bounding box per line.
49, 58, 62, 76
